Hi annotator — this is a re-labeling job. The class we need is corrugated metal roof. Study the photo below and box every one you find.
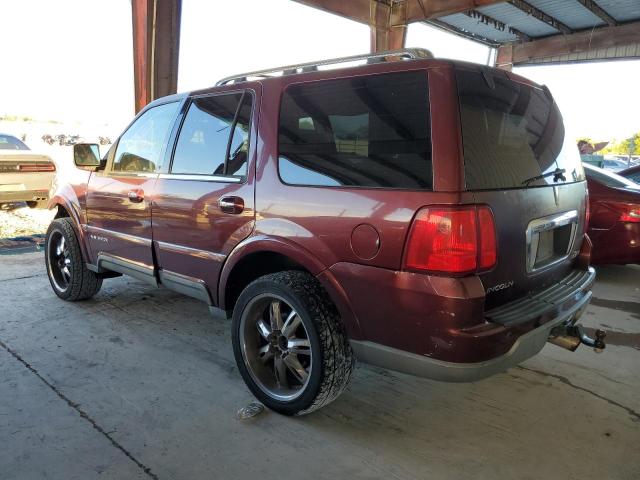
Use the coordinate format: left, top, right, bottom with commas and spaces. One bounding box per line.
434, 0, 640, 43
437, 12, 520, 43
527, 0, 605, 30
477, 3, 558, 36
428, 0, 640, 66
596, 0, 640, 23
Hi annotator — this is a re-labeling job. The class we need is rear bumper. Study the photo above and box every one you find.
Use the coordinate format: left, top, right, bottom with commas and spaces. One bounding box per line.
0, 189, 50, 204
350, 282, 592, 382
331, 262, 595, 382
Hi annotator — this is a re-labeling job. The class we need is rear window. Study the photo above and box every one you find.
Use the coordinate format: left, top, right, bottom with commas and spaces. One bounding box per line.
456, 68, 584, 190
278, 71, 432, 189
0, 134, 29, 150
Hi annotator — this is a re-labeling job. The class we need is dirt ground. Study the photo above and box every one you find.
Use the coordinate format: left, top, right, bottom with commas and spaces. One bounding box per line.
0, 204, 55, 239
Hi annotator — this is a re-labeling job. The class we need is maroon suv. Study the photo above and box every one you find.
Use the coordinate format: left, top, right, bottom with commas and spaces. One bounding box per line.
46, 49, 602, 415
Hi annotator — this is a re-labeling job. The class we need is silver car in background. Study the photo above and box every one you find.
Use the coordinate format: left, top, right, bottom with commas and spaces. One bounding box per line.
0, 133, 56, 208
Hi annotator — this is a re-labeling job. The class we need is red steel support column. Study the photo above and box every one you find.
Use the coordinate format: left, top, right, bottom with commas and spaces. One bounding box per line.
132, 0, 182, 113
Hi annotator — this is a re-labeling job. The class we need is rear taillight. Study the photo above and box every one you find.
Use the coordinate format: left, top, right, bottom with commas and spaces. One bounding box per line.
478, 208, 497, 269
403, 205, 497, 275
17, 163, 56, 172
618, 205, 640, 223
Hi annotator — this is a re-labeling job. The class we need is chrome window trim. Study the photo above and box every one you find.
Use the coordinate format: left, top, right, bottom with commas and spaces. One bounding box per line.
106, 172, 158, 179
158, 173, 242, 183
525, 210, 578, 274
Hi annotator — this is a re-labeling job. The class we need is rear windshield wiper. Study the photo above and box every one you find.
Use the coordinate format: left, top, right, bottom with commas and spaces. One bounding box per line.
522, 168, 566, 186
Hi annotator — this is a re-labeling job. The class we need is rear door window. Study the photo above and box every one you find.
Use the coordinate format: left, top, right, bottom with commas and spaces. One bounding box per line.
278, 71, 432, 189
456, 67, 584, 190
171, 92, 252, 178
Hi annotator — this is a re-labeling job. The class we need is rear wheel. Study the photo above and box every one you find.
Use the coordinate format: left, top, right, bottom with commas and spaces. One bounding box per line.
45, 218, 102, 301
232, 271, 354, 415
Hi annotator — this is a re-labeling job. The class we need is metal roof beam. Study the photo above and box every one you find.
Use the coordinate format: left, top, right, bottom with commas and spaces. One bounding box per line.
292, 1, 507, 25
370, 0, 408, 51
575, 0, 618, 27
496, 21, 640, 67
291, 0, 371, 24
463, 9, 531, 42
507, 0, 573, 34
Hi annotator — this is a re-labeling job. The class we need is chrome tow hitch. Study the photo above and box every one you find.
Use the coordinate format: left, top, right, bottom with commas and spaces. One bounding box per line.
548, 324, 606, 353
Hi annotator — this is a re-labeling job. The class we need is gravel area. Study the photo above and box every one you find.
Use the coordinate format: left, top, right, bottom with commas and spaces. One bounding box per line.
0, 204, 55, 239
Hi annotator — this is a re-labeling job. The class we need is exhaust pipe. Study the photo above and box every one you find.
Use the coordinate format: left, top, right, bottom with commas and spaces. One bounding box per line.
548, 324, 606, 353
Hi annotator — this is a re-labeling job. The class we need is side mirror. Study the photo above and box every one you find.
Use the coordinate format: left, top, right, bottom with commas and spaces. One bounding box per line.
73, 143, 101, 168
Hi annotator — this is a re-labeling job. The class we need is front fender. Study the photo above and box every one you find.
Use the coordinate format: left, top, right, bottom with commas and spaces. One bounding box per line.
218, 235, 362, 339
48, 183, 91, 263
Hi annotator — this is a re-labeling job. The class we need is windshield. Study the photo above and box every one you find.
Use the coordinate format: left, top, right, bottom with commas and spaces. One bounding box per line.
0, 134, 29, 150
584, 163, 640, 190
456, 67, 584, 190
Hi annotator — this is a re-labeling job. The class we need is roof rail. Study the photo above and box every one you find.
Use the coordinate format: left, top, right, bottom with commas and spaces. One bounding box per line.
215, 48, 433, 86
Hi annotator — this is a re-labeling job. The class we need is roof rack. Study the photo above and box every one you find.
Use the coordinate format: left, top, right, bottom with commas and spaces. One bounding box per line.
215, 48, 433, 86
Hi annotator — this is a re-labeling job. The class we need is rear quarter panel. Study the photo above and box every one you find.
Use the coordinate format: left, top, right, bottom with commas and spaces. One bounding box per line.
251, 63, 464, 272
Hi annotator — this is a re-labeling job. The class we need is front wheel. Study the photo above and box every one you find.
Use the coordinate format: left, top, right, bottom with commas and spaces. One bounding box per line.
45, 218, 102, 301
232, 271, 354, 415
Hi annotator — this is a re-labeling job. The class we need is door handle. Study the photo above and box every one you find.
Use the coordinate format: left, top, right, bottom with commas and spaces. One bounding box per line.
218, 196, 244, 214
128, 189, 144, 203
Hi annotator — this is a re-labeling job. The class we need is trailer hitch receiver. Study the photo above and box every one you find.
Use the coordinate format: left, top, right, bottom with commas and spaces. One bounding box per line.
548, 324, 606, 353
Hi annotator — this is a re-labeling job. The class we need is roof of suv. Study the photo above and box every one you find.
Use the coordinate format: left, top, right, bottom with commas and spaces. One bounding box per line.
144, 50, 544, 113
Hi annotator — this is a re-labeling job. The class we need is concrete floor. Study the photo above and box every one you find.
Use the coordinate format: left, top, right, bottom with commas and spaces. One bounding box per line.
1, 252, 638, 480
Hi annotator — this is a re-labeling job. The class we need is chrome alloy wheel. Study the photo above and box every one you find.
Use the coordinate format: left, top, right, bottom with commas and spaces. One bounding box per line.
47, 231, 71, 292
239, 294, 313, 401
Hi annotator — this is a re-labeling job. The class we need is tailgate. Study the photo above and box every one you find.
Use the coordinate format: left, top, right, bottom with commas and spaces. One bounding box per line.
455, 65, 588, 310
473, 183, 587, 309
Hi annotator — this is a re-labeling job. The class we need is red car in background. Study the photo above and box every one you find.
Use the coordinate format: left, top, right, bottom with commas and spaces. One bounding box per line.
584, 163, 640, 264
618, 164, 640, 184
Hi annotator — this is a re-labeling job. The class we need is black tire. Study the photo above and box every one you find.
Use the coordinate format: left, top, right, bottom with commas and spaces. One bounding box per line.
45, 218, 102, 301
232, 271, 354, 415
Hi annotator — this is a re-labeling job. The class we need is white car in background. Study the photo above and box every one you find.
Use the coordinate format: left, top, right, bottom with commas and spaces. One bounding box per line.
0, 133, 56, 209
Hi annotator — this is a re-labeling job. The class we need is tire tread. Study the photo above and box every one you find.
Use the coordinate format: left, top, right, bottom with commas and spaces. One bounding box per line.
233, 270, 354, 415
46, 218, 102, 301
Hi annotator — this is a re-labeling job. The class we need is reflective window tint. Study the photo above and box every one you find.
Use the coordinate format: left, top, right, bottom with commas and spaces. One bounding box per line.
171, 92, 252, 177
113, 102, 179, 173
278, 71, 432, 189
456, 67, 584, 190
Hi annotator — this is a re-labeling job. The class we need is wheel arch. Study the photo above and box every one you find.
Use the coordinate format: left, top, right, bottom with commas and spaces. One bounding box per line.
48, 194, 91, 264
219, 237, 362, 339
